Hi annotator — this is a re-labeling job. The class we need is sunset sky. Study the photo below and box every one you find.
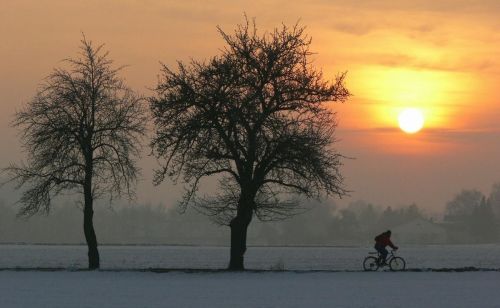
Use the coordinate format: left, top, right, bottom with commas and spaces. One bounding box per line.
1, 0, 499, 215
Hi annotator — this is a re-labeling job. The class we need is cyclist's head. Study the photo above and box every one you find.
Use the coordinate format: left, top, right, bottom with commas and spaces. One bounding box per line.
386, 230, 392, 236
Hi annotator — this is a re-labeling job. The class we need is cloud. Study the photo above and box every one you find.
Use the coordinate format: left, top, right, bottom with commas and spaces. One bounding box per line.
331, 20, 437, 37
421, 128, 500, 144
389, 58, 495, 73
345, 52, 498, 73
343, 126, 500, 145
332, 22, 379, 36
314, 0, 500, 14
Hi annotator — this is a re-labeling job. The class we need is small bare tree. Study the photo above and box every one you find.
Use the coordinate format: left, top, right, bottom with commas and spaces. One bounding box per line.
5, 37, 146, 269
150, 20, 349, 270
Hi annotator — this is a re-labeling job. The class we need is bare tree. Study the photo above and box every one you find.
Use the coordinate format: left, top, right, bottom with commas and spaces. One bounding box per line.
150, 20, 349, 270
4, 37, 147, 269
444, 189, 484, 222
488, 183, 500, 219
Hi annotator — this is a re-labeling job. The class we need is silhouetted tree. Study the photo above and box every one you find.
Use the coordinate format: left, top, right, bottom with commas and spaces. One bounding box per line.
470, 197, 497, 242
4, 37, 146, 269
404, 204, 421, 220
280, 201, 337, 245
150, 20, 349, 270
379, 206, 398, 229
344, 200, 381, 236
442, 189, 500, 242
488, 183, 500, 220
444, 189, 483, 222
338, 209, 359, 235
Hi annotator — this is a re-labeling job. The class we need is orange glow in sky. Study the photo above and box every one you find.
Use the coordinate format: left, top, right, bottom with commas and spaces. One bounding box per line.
1, 0, 500, 211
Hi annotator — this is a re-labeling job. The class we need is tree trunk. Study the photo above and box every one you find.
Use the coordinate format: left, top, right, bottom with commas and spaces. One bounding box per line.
83, 182, 99, 269
228, 203, 253, 271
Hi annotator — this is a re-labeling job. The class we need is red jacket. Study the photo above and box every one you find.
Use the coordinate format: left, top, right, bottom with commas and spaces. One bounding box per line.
375, 234, 396, 249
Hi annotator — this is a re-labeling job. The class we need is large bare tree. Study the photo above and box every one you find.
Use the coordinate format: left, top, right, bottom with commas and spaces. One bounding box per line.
150, 20, 350, 270
5, 38, 146, 269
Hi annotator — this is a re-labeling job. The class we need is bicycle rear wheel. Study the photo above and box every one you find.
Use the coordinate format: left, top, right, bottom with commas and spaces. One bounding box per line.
389, 257, 406, 271
363, 256, 379, 271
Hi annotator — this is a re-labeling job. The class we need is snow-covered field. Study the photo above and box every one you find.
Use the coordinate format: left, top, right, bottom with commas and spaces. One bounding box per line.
1, 245, 500, 307
1, 244, 500, 270
1, 271, 499, 308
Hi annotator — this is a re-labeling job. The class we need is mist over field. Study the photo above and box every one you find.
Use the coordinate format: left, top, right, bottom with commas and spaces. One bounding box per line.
2, 182, 499, 246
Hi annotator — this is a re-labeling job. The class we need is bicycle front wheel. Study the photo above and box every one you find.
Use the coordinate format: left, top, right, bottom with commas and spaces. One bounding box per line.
389, 257, 406, 271
363, 256, 379, 271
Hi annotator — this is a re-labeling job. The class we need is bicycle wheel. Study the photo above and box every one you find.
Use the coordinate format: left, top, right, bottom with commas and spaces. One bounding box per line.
363, 256, 379, 271
389, 257, 406, 271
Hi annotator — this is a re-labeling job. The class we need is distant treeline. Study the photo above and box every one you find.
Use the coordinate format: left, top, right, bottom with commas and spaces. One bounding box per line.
442, 183, 500, 243
2, 183, 499, 246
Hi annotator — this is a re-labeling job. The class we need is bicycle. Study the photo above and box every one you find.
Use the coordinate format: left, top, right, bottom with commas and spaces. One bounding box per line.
363, 250, 406, 271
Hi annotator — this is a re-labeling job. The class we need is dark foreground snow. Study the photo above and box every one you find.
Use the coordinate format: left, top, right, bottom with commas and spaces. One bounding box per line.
0, 271, 499, 308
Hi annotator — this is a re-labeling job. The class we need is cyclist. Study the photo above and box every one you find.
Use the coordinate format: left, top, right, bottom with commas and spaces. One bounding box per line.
374, 230, 398, 265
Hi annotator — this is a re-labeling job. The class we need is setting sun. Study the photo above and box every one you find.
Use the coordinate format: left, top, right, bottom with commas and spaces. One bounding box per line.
398, 108, 424, 134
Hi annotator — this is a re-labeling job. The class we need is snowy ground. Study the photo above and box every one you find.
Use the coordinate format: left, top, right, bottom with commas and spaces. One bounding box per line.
1, 270, 499, 308
1, 245, 500, 307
